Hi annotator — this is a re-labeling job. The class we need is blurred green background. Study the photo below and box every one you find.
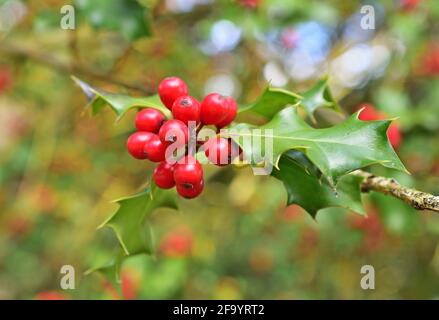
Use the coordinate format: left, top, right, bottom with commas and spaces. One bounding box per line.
1, 0, 439, 299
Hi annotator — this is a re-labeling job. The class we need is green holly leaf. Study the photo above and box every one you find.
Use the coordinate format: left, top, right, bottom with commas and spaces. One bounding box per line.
84, 253, 124, 289
238, 80, 341, 121
74, 0, 151, 41
300, 79, 342, 121
238, 87, 302, 119
272, 152, 364, 218
227, 107, 407, 186
99, 186, 177, 256
73, 77, 171, 120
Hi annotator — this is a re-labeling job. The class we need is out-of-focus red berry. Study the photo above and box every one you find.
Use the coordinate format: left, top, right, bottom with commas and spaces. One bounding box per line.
35, 291, 69, 300
160, 228, 193, 257
348, 209, 385, 253
0, 68, 12, 93
400, 0, 421, 12
121, 270, 140, 300
419, 45, 439, 76
280, 28, 298, 49
358, 104, 380, 121
358, 104, 402, 149
239, 0, 260, 9
387, 122, 402, 149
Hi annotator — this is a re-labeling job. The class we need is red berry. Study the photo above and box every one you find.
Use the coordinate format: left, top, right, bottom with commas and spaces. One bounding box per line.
153, 162, 175, 189
35, 291, 69, 300
358, 104, 380, 121
121, 270, 139, 300
216, 97, 238, 128
176, 179, 204, 199
401, 0, 420, 12
158, 119, 188, 146
144, 135, 167, 162
205, 137, 240, 166
358, 104, 402, 149
239, 0, 260, 9
174, 156, 203, 186
135, 108, 165, 133
127, 132, 154, 159
0, 68, 12, 93
160, 228, 193, 257
388, 122, 402, 149
172, 96, 201, 124
200, 93, 229, 125
158, 77, 188, 110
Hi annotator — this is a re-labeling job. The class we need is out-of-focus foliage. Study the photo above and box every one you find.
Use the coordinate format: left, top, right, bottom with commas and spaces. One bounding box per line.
0, 0, 439, 299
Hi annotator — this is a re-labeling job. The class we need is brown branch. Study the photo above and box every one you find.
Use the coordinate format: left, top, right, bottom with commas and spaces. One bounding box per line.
0, 41, 154, 94
353, 170, 439, 213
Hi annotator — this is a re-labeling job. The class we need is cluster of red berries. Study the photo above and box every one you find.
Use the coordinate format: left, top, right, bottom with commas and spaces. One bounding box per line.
126, 77, 239, 199
358, 104, 402, 149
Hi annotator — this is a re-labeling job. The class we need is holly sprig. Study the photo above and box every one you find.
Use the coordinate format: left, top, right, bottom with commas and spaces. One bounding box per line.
74, 76, 406, 281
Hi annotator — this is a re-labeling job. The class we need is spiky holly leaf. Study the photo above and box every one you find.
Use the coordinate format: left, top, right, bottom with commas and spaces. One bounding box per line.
238, 87, 302, 118
238, 79, 341, 120
272, 151, 364, 218
227, 107, 407, 186
73, 77, 170, 120
300, 78, 342, 120
99, 186, 177, 256
85, 253, 124, 290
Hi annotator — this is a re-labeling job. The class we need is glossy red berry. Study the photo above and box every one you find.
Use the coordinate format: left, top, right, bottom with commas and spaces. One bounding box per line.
216, 96, 238, 128
176, 179, 204, 199
200, 93, 229, 125
159, 119, 188, 146
172, 96, 201, 124
158, 77, 188, 110
135, 108, 165, 133
153, 162, 175, 189
174, 156, 203, 186
205, 137, 240, 166
126, 132, 154, 159
144, 135, 167, 162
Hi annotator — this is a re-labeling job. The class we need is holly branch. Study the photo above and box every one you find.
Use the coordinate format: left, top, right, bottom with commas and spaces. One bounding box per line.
4, 39, 437, 214
354, 170, 439, 213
